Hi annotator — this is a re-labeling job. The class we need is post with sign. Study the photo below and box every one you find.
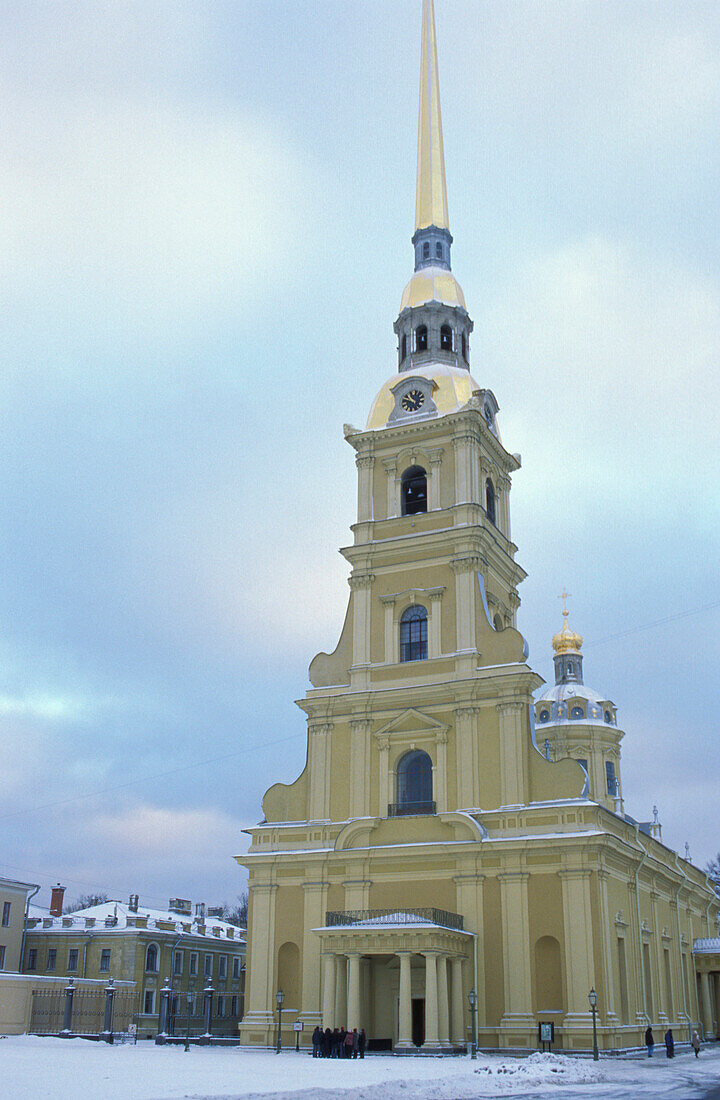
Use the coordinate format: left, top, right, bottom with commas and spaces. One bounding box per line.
538, 1021, 554, 1052
293, 1020, 303, 1052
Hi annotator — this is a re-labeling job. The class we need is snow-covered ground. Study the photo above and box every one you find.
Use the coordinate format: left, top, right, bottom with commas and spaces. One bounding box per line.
2, 1036, 720, 1100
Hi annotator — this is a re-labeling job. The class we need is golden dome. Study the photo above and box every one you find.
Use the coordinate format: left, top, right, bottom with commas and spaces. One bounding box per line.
552, 610, 583, 655
400, 266, 466, 311
366, 363, 478, 430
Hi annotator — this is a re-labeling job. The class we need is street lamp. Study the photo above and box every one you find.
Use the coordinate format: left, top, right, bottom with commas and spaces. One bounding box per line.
275, 989, 285, 1054
588, 987, 599, 1061
467, 988, 477, 1060
184, 991, 193, 1052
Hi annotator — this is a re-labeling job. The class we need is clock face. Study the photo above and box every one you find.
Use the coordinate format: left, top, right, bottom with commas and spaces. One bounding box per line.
401, 388, 425, 413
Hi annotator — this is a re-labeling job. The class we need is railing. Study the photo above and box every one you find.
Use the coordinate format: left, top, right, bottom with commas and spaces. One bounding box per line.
388, 800, 436, 817
325, 908, 464, 931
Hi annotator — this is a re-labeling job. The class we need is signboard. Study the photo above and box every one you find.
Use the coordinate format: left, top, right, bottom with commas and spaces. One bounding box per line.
293, 1022, 304, 1032
538, 1021, 554, 1049
128, 1024, 137, 1037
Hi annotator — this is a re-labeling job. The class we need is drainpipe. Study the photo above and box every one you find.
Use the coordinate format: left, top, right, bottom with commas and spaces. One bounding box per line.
633, 825, 649, 1025
82, 933, 93, 978
473, 930, 479, 1055
20, 885, 40, 971
673, 852, 691, 1042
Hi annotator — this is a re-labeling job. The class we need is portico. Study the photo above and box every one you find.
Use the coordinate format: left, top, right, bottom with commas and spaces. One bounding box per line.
315, 909, 471, 1052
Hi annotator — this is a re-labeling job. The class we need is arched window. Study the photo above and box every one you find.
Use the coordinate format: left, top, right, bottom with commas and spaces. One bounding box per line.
422, 241, 430, 260
436, 241, 443, 259
566, 661, 574, 676
396, 749, 433, 814
401, 465, 427, 515
485, 478, 496, 524
415, 325, 428, 352
440, 324, 453, 351
145, 944, 158, 972
606, 760, 618, 795
493, 613, 503, 632
400, 604, 428, 662
461, 332, 467, 360
401, 333, 407, 362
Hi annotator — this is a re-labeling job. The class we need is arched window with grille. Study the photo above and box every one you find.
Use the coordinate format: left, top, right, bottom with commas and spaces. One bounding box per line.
423, 241, 430, 260
485, 478, 496, 524
396, 749, 434, 814
401, 466, 427, 515
401, 333, 407, 362
461, 331, 467, 360
440, 324, 453, 351
145, 943, 159, 972
400, 604, 428, 662
415, 325, 428, 352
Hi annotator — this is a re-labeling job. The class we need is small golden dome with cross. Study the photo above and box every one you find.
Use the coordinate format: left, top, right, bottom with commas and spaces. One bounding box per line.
552, 590, 583, 655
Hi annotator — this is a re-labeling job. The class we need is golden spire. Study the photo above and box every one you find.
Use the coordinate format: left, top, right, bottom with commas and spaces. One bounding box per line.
552, 589, 583, 654
415, 0, 449, 231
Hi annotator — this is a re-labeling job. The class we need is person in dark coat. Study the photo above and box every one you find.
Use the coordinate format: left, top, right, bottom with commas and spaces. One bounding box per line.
343, 1027, 354, 1057
331, 1027, 341, 1057
692, 1030, 701, 1057
351, 1028, 359, 1057
358, 1028, 366, 1058
338, 1027, 347, 1056
664, 1029, 674, 1058
645, 1026, 654, 1057
312, 1026, 321, 1057
323, 1027, 332, 1057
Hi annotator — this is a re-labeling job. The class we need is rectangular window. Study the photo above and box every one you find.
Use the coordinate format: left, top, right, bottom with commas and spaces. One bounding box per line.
2, 901, 11, 927
606, 760, 617, 795
232, 956, 240, 980
219, 955, 227, 980
47, 948, 57, 971
99, 948, 111, 972
144, 989, 155, 1015
189, 952, 198, 977
173, 950, 183, 975
204, 953, 212, 978
0, 945, 6, 969
231, 995, 238, 1016
217, 994, 224, 1017
664, 948, 674, 1019
27, 948, 37, 971
617, 937, 629, 1025
67, 949, 78, 972
643, 942, 654, 1019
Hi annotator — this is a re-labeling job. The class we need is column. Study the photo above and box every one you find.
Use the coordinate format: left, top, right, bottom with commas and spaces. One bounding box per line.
241, 883, 277, 1033
301, 882, 327, 1026
596, 871, 618, 1024
451, 556, 480, 653
428, 589, 444, 657
560, 869, 595, 1025
349, 573, 374, 687
454, 707, 479, 808
322, 954, 336, 1029
437, 954, 450, 1047
454, 874, 485, 1028
347, 953, 362, 1031
452, 433, 474, 505
498, 873, 534, 1038
378, 736, 390, 817
427, 448, 444, 510
356, 454, 374, 523
382, 458, 398, 519
435, 732, 448, 813
397, 952, 413, 1049
700, 971, 714, 1038
308, 723, 332, 821
497, 701, 527, 807
349, 721, 370, 818
380, 595, 397, 664
335, 955, 348, 1026
450, 956, 466, 1046
423, 952, 440, 1048
713, 973, 720, 1039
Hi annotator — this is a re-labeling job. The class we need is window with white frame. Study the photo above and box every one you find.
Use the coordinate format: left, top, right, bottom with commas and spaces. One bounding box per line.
232, 956, 240, 979
174, 950, 183, 975
144, 989, 155, 1014
219, 955, 227, 980
189, 952, 198, 977
204, 953, 212, 978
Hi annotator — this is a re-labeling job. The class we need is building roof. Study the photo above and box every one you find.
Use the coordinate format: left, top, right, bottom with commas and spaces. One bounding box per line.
693, 937, 720, 954
27, 899, 245, 946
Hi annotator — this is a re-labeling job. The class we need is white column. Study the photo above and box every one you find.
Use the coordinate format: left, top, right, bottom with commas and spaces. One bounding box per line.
397, 952, 413, 1049
423, 952, 440, 1048
383, 458, 398, 519
437, 954, 450, 1047
322, 953, 336, 1028
347, 953, 362, 1031
356, 454, 374, 523
428, 590, 444, 657
701, 971, 714, 1038
335, 955, 347, 1027
381, 595, 397, 664
450, 956, 465, 1046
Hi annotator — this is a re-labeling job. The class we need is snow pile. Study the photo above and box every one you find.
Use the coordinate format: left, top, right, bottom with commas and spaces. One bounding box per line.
475, 1051, 602, 1086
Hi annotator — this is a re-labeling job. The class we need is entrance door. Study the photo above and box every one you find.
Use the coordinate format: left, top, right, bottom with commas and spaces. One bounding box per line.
411, 998, 425, 1047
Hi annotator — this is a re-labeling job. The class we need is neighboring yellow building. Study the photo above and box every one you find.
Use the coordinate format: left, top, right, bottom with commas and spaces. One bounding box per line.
24, 894, 245, 1039
0, 876, 39, 973
237, 0, 718, 1054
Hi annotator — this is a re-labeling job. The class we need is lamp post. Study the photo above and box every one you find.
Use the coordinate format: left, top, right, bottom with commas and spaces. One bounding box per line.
275, 989, 285, 1054
588, 987, 599, 1061
468, 988, 477, 1060
184, 991, 193, 1052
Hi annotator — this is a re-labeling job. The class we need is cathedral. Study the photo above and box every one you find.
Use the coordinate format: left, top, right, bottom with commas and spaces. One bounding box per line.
237, 0, 718, 1053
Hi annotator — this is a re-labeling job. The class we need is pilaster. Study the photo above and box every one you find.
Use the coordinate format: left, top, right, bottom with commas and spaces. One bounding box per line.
308, 722, 332, 821
355, 454, 374, 523
498, 872, 534, 1040
450, 555, 480, 654
497, 701, 527, 807
300, 881, 327, 1026
454, 706, 480, 808
559, 869, 595, 1027
349, 720, 371, 818
349, 572, 374, 687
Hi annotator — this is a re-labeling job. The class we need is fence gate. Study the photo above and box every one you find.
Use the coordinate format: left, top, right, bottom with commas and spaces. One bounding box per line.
29, 987, 138, 1036
29, 989, 65, 1035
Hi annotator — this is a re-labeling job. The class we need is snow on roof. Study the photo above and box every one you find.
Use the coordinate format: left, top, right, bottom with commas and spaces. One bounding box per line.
28, 899, 245, 944
694, 937, 720, 954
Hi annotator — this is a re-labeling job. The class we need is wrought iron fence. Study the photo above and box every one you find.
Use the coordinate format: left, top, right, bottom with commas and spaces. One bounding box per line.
325, 908, 464, 931
387, 800, 436, 816
29, 987, 137, 1036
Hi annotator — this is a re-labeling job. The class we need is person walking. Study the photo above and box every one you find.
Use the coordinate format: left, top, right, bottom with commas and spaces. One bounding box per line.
664, 1028, 674, 1059
692, 1030, 701, 1057
358, 1027, 366, 1059
645, 1026, 654, 1057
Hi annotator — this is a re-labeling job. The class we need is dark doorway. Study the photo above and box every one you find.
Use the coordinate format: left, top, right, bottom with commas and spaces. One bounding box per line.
411, 998, 425, 1047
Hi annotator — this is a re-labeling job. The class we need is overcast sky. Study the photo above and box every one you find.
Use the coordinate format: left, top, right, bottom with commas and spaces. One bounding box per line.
2, 0, 719, 913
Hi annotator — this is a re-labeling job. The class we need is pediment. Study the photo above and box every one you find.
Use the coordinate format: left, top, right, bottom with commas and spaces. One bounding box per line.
373, 708, 449, 746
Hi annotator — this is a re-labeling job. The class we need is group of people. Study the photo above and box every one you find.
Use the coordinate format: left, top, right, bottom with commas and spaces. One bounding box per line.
645, 1026, 703, 1058
311, 1025, 367, 1058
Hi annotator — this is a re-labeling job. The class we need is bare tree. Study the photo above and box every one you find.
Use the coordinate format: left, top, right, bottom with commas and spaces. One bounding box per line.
221, 891, 248, 928
63, 893, 109, 914
705, 854, 720, 898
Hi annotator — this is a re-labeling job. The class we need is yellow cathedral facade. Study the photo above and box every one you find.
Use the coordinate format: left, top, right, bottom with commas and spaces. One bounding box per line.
237, 0, 718, 1053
